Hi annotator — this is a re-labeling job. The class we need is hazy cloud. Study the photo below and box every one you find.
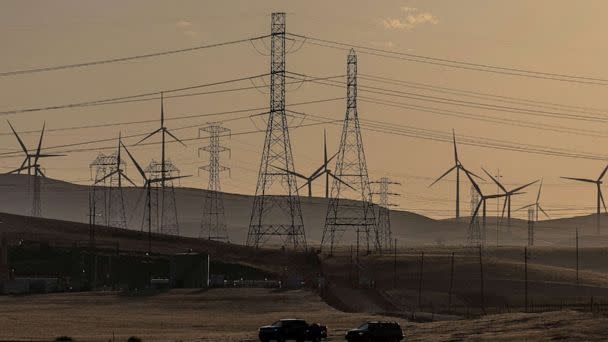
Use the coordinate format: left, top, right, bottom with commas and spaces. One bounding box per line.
383, 7, 438, 30
175, 19, 199, 38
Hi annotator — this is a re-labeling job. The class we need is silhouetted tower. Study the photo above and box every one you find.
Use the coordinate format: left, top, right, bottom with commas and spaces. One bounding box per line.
469, 184, 482, 245
145, 160, 180, 235
527, 207, 535, 246
136, 92, 186, 236
89, 135, 132, 229
7, 121, 63, 218
371, 177, 401, 250
199, 123, 230, 241
322, 49, 378, 255
247, 13, 306, 250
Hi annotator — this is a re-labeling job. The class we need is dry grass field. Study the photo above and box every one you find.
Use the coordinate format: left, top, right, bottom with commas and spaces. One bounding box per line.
1, 288, 607, 341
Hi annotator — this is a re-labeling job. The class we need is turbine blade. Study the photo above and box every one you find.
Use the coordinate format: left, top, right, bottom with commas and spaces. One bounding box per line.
515, 203, 535, 212
429, 165, 456, 187
166, 129, 187, 147
120, 172, 137, 187
7, 121, 29, 155
561, 176, 597, 184
461, 167, 482, 195
482, 167, 507, 193
536, 178, 543, 204
511, 179, 539, 194
94, 170, 119, 185
34, 122, 45, 165
274, 166, 308, 180
328, 171, 355, 191
121, 142, 146, 181
538, 205, 550, 219
471, 201, 482, 222
601, 189, 608, 214
452, 129, 459, 163
501, 197, 508, 219
135, 128, 162, 145
463, 167, 485, 181
599, 163, 608, 181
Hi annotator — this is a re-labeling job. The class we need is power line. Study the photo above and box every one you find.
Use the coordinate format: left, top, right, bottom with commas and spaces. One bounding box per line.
287, 33, 608, 86
0, 34, 270, 77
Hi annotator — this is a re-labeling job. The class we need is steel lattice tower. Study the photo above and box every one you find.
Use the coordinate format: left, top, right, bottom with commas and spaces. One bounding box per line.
469, 184, 482, 245
322, 49, 378, 255
199, 123, 230, 241
527, 207, 535, 246
372, 177, 401, 250
89, 140, 129, 230
144, 160, 180, 235
247, 13, 306, 250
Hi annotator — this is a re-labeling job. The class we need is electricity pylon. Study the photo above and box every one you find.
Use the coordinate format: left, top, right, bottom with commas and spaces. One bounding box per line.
198, 123, 230, 241
371, 177, 401, 250
7, 121, 63, 217
247, 12, 306, 250
321, 49, 378, 255
89, 134, 134, 229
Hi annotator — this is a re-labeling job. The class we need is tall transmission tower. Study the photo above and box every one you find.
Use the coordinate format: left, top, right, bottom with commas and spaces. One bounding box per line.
7, 121, 63, 217
247, 13, 306, 250
135, 92, 187, 236
321, 49, 378, 255
145, 160, 181, 235
371, 177, 401, 250
89, 135, 133, 229
199, 123, 230, 241
527, 207, 535, 246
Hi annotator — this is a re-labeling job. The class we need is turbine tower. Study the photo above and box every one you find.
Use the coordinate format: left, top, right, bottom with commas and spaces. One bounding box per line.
561, 164, 608, 235
247, 13, 306, 250
7, 121, 63, 217
135, 92, 186, 235
516, 179, 550, 222
199, 123, 230, 241
430, 130, 482, 220
321, 49, 378, 255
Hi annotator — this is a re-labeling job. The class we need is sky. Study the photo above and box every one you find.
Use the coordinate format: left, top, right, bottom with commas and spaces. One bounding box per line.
1, 0, 608, 219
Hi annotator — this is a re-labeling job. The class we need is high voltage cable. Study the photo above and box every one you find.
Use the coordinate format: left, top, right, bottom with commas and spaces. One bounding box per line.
0, 73, 271, 115
0, 98, 344, 157
0, 35, 270, 77
287, 33, 608, 86
286, 73, 608, 122
0, 74, 343, 116
359, 74, 608, 116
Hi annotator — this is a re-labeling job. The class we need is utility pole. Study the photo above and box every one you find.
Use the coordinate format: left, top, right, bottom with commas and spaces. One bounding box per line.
576, 228, 579, 285
418, 251, 424, 310
247, 12, 306, 250
479, 246, 486, 314
322, 48, 377, 255
448, 251, 455, 310
371, 177, 401, 251
199, 123, 230, 241
527, 207, 535, 246
524, 246, 528, 312
393, 238, 397, 288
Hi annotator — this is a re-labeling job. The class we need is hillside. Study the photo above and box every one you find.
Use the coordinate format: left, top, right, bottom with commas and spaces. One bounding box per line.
0, 174, 604, 247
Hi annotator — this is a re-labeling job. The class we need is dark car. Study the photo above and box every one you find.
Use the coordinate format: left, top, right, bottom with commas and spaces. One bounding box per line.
258, 318, 327, 342
345, 321, 404, 342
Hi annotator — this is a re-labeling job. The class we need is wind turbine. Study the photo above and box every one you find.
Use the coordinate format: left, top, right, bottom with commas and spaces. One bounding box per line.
482, 168, 538, 225
6, 121, 64, 217
516, 179, 549, 222
463, 167, 516, 245
135, 92, 186, 234
277, 130, 339, 197
93, 134, 137, 229
429, 130, 483, 220
561, 164, 608, 235
122, 142, 189, 254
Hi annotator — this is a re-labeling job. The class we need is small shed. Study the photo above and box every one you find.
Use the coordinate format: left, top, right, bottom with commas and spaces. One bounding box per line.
169, 252, 209, 288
